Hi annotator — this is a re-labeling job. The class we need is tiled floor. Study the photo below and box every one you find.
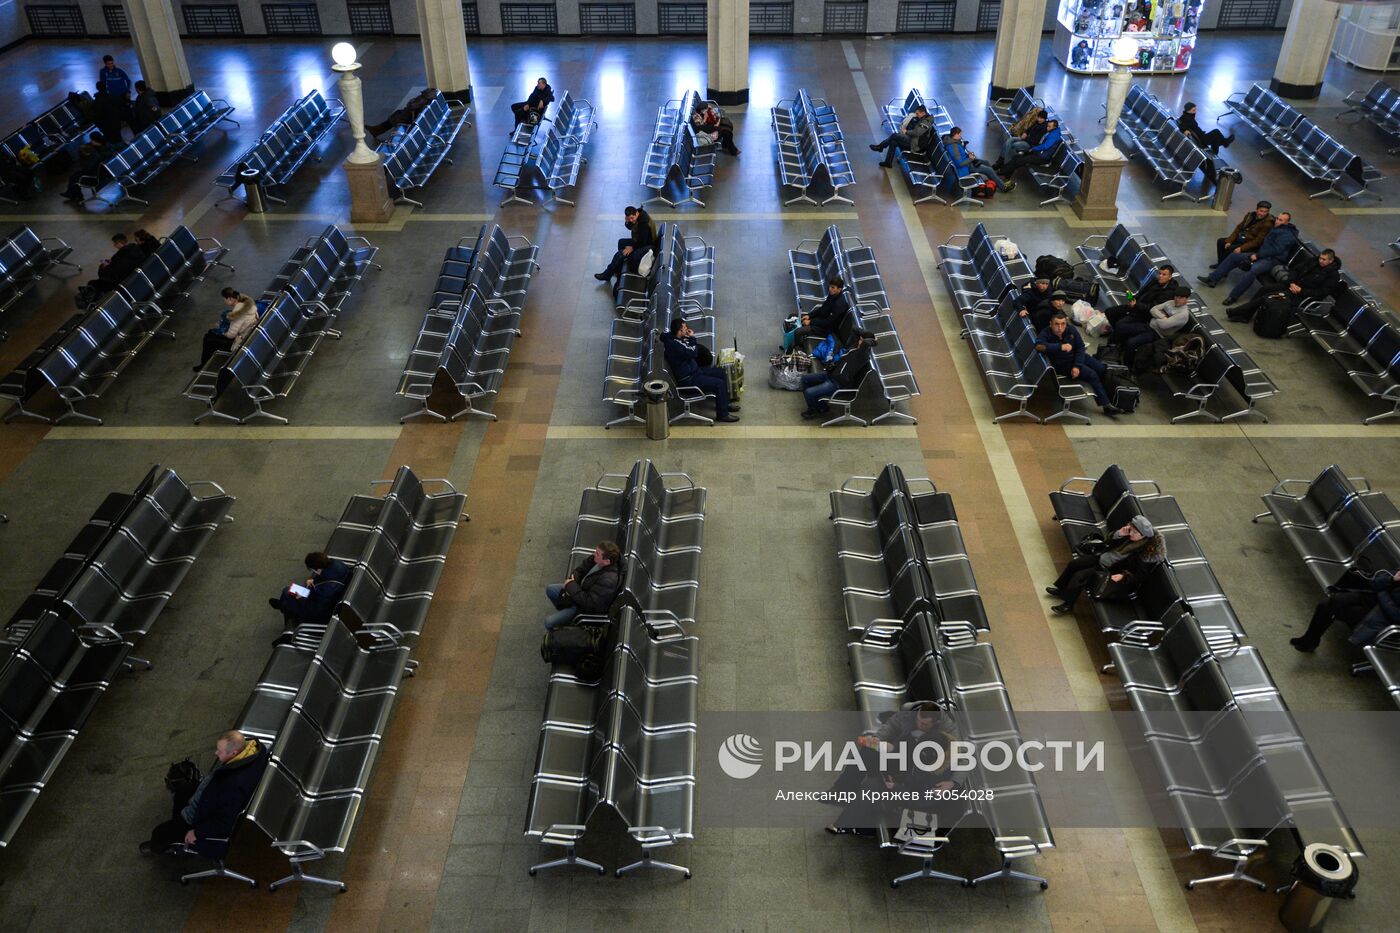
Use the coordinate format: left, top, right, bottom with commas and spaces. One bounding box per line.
0, 28, 1397, 933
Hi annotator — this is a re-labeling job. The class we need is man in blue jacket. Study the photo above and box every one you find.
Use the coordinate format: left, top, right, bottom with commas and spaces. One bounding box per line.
269, 551, 353, 627
141, 731, 268, 858
661, 318, 739, 422
1197, 211, 1299, 305
943, 127, 1006, 190
998, 118, 1063, 192
1291, 568, 1400, 652
98, 55, 132, 98
1035, 311, 1121, 414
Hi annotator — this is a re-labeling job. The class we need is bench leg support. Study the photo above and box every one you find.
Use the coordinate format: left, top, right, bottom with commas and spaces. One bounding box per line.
890, 858, 969, 889
1185, 857, 1266, 891
616, 850, 690, 879
268, 859, 347, 893
528, 845, 605, 877
969, 857, 1048, 890
180, 861, 256, 888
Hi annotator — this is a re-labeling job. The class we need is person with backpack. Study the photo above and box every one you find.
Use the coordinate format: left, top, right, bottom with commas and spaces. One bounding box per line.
1197, 211, 1299, 305
800, 329, 877, 419
1036, 311, 1122, 415
1116, 285, 1191, 371
140, 731, 268, 857
509, 77, 554, 133
543, 540, 622, 629
870, 104, 934, 167
1227, 248, 1341, 324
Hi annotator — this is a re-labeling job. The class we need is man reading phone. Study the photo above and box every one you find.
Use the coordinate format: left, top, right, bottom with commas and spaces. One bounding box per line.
268, 551, 352, 630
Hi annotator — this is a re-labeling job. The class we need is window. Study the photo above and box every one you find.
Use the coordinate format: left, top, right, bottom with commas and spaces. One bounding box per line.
1215, 0, 1281, 29
25, 4, 85, 36
103, 4, 129, 34
976, 0, 1000, 31
500, 2, 557, 33
895, 0, 955, 32
462, 2, 480, 33
579, 2, 634, 33
182, 4, 244, 35
750, 1, 793, 33
347, 1, 393, 33
261, 3, 321, 34
659, 2, 705, 33
823, 1, 866, 33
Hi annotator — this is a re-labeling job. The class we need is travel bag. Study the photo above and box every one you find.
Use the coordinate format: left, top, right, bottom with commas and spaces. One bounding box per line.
718, 343, 745, 398
1253, 296, 1293, 339
1105, 371, 1140, 413
541, 623, 610, 681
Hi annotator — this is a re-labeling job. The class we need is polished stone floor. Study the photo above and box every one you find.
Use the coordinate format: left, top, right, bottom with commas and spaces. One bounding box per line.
0, 29, 1397, 933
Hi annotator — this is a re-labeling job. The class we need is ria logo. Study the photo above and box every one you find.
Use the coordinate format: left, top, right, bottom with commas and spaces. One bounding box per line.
718, 733, 763, 780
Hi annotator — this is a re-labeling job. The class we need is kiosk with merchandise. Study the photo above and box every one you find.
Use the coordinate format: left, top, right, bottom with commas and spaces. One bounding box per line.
1054, 0, 1204, 75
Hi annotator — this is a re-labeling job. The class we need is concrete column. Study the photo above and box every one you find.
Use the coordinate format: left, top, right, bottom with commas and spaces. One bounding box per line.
1271, 0, 1342, 100
707, 0, 749, 106
121, 0, 193, 106
416, 0, 472, 103
988, 0, 1048, 101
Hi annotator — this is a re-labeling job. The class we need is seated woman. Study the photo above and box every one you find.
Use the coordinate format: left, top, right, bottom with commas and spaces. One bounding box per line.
1046, 515, 1165, 614
692, 104, 738, 155
194, 287, 260, 371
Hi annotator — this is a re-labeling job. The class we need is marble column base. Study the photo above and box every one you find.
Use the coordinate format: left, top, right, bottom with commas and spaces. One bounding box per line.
154, 86, 195, 107
1269, 78, 1323, 100
344, 157, 395, 224
707, 88, 749, 106
1071, 153, 1126, 222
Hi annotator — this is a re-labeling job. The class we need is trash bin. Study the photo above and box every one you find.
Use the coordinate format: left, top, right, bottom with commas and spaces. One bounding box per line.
1278, 843, 1357, 933
1212, 166, 1242, 213
643, 379, 670, 441
239, 168, 266, 214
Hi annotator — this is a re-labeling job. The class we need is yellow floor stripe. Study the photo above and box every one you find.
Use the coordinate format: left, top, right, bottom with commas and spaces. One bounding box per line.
546, 423, 918, 440
0, 213, 146, 222
1064, 422, 1400, 439
45, 426, 402, 441
1328, 206, 1400, 215
849, 60, 1199, 933
598, 212, 860, 221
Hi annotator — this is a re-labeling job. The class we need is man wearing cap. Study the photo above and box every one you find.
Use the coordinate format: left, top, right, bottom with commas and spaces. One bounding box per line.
800, 329, 877, 420
1035, 311, 1121, 415
1046, 515, 1166, 614
1214, 201, 1274, 266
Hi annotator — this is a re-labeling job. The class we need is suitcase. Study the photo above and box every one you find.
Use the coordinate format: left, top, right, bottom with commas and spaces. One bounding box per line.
718, 344, 745, 398
1253, 297, 1293, 339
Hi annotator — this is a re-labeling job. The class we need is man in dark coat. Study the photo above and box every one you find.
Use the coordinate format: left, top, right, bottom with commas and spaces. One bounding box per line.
130, 80, 160, 132
594, 206, 657, 285
1036, 312, 1121, 414
789, 277, 851, 348
1214, 201, 1274, 264
1104, 264, 1176, 327
141, 731, 268, 858
1198, 211, 1300, 304
1291, 568, 1400, 652
87, 233, 146, 294
543, 540, 623, 629
269, 551, 353, 627
662, 317, 739, 422
510, 77, 555, 131
1228, 249, 1341, 323
800, 328, 877, 418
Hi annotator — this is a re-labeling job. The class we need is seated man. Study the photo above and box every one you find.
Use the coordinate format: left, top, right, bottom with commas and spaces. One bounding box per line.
1197, 211, 1298, 306
787, 277, 850, 350
662, 317, 739, 423
1291, 568, 1400, 652
364, 87, 439, 139
91, 232, 145, 288
543, 540, 622, 629
997, 118, 1063, 191
60, 131, 114, 202
1213, 201, 1274, 266
509, 77, 554, 131
1228, 248, 1340, 323
140, 730, 268, 857
1104, 264, 1176, 327
997, 108, 1047, 167
1027, 287, 1067, 333
1115, 285, 1191, 370
800, 328, 877, 419
594, 205, 656, 285
943, 126, 1006, 190
870, 104, 934, 167
1036, 311, 1120, 415
268, 551, 353, 628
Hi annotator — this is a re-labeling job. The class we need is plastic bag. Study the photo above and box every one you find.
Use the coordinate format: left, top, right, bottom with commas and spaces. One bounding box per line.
994, 238, 1019, 259
1070, 299, 1095, 326
769, 357, 805, 390
1084, 311, 1111, 337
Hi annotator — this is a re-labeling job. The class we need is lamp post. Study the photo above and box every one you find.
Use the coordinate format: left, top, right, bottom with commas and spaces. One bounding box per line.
1089, 36, 1141, 162
329, 41, 394, 222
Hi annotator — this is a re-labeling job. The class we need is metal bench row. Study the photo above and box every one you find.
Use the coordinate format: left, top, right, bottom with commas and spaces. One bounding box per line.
880, 88, 957, 205
1076, 224, 1278, 421
525, 459, 703, 877
1113, 85, 1215, 202
0, 92, 93, 169
0, 466, 233, 848
1254, 465, 1400, 706
496, 90, 594, 207
214, 89, 345, 205
772, 88, 854, 206
0, 225, 80, 340
185, 225, 378, 424
1, 226, 230, 424
1051, 464, 1364, 889
398, 224, 538, 421
832, 463, 1053, 889
81, 91, 238, 207
1339, 79, 1400, 154
1224, 83, 1382, 200
377, 91, 471, 207
642, 90, 716, 208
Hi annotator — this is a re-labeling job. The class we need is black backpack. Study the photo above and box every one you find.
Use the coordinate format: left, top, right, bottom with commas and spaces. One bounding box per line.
1253, 296, 1293, 339
1035, 254, 1075, 283
164, 759, 202, 799
541, 623, 611, 682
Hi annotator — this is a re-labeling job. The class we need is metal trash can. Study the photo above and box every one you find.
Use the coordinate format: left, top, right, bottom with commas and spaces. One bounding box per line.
239, 168, 266, 213
643, 379, 669, 441
1212, 166, 1242, 212
1279, 843, 1357, 933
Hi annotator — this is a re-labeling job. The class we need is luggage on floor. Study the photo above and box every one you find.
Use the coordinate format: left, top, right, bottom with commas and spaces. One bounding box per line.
1035, 254, 1075, 283
1071, 299, 1096, 326
1083, 311, 1111, 338
1057, 276, 1099, 306
1105, 371, 1140, 413
1253, 296, 1293, 339
718, 344, 745, 398
769, 353, 806, 390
